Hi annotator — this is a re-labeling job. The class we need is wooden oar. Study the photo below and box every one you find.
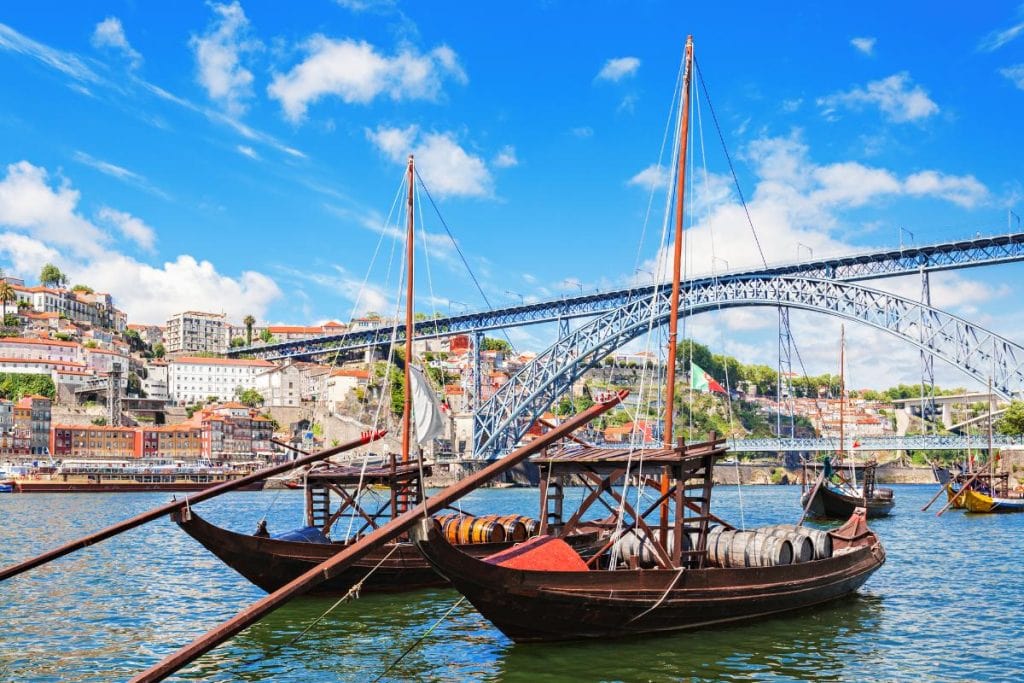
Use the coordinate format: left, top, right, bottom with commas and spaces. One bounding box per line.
0, 432, 385, 582
130, 390, 628, 683
920, 482, 951, 512
797, 467, 826, 526
935, 469, 985, 517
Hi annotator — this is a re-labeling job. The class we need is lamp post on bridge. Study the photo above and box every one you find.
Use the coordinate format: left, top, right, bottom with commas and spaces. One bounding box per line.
899, 227, 914, 253
797, 243, 813, 261
505, 290, 524, 306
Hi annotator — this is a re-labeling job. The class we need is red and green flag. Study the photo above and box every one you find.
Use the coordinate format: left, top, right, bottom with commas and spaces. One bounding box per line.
690, 362, 727, 394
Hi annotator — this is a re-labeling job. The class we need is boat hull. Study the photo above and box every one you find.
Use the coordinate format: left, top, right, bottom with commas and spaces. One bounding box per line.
412, 514, 885, 643
960, 488, 1024, 513
801, 484, 894, 519
173, 509, 557, 595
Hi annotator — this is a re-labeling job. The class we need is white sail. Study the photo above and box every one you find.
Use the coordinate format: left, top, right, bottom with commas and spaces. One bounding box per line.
409, 365, 446, 446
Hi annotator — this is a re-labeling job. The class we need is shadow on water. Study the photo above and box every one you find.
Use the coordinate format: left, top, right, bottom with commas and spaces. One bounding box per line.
492, 594, 885, 683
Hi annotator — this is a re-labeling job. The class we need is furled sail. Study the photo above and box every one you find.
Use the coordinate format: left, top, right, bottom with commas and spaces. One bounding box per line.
409, 365, 445, 445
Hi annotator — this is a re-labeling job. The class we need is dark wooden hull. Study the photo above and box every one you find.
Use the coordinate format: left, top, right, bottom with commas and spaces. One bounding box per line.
174, 509, 520, 595
15, 480, 266, 493
801, 484, 894, 519
411, 515, 885, 643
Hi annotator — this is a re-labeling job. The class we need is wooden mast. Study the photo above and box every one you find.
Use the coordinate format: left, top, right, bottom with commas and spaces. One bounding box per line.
399, 154, 416, 514
661, 35, 694, 537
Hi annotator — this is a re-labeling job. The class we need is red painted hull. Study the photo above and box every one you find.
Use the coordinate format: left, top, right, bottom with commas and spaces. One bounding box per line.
412, 512, 885, 642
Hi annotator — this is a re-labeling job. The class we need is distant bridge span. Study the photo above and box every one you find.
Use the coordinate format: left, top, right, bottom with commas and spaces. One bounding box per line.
228, 231, 1024, 360
474, 275, 1024, 458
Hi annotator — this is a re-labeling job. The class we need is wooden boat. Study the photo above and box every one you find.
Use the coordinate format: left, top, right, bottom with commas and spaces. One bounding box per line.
174, 459, 583, 594
800, 460, 895, 519
412, 437, 885, 642
800, 327, 894, 519
412, 35, 885, 644
959, 487, 1024, 513
173, 157, 604, 596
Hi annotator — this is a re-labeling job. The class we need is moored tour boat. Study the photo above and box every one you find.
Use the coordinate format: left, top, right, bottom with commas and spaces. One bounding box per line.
8, 458, 265, 493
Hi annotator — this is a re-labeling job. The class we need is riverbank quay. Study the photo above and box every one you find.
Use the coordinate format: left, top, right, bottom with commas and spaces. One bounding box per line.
1, 485, 1020, 681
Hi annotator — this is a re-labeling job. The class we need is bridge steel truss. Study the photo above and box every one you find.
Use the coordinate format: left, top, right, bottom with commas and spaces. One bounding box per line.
473, 274, 1024, 458
230, 232, 1024, 361
725, 434, 1023, 452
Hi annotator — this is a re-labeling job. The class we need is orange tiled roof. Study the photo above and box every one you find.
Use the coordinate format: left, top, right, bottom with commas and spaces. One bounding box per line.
0, 336, 80, 348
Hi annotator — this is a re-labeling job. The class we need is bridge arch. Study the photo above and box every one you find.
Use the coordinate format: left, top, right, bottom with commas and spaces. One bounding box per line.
474, 275, 1024, 458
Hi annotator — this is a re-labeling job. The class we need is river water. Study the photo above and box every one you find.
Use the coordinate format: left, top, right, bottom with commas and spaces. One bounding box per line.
0, 484, 1020, 682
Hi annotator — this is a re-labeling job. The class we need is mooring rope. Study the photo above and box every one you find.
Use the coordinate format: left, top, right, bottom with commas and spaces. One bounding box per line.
236, 543, 402, 669
373, 596, 468, 682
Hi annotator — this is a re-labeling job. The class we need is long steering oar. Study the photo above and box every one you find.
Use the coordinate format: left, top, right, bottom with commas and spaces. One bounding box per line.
935, 469, 985, 517
0, 431, 386, 582
797, 467, 826, 526
130, 390, 628, 683
921, 481, 952, 512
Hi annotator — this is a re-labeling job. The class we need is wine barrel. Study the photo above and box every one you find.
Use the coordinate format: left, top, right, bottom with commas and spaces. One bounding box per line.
482, 514, 529, 542
764, 524, 832, 560
443, 515, 507, 544
613, 528, 693, 568
763, 528, 814, 563
746, 531, 793, 566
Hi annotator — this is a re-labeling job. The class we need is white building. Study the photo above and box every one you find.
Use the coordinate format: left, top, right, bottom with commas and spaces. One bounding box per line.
253, 361, 302, 407
0, 337, 83, 364
326, 368, 370, 408
167, 356, 276, 405
165, 311, 228, 355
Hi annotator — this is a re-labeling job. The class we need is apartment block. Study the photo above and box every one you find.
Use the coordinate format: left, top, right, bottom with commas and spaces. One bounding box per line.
165, 311, 228, 355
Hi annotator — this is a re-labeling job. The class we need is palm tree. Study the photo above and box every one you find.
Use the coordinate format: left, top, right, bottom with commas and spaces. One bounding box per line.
243, 314, 255, 345
0, 280, 17, 324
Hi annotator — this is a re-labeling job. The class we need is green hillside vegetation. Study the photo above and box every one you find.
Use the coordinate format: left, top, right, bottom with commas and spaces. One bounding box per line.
0, 373, 56, 401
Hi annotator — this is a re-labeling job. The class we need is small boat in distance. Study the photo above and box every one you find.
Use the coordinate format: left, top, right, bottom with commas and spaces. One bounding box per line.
800, 325, 895, 519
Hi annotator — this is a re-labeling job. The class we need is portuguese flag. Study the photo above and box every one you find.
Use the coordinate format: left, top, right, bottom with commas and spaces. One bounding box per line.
690, 362, 727, 394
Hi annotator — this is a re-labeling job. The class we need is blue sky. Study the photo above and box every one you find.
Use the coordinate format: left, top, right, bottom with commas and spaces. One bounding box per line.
1, 1, 1023, 387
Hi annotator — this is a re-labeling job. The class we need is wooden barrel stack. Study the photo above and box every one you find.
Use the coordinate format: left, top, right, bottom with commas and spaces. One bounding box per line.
433, 513, 542, 545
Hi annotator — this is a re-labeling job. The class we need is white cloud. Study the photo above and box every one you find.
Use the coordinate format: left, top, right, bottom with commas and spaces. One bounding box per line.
72, 151, 170, 200
96, 206, 156, 251
91, 17, 142, 69
334, 0, 397, 11
596, 57, 640, 82
0, 161, 282, 324
268, 37, 467, 122
978, 18, 1024, 52
0, 161, 107, 256
904, 170, 989, 208
1000, 64, 1024, 89
817, 72, 938, 123
190, 1, 260, 116
850, 37, 876, 55
366, 125, 492, 198
571, 126, 593, 139
236, 144, 259, 160
0, 22, 101, 83
493, 145, 518, 168
627, 164, 669, 191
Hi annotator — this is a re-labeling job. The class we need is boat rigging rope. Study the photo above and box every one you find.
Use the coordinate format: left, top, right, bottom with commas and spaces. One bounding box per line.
695, 58, 841, 502
373, 596, 468, 682
612, 52, 686, 562
694, 73, 746, 530
626, 565, 685, 624
414, 168, 517, 353
235, 543, 402, 670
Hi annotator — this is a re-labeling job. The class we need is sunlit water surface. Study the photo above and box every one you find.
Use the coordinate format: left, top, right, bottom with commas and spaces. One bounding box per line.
1, 485, 1021, 682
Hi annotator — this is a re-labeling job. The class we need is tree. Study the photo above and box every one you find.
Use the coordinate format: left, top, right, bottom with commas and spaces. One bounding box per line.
996, 401, 1024, 436
0, 280, 16, 321
230, 337, 247, 348
236, 387, 264, 407
243, 314, 255, 345
153, 342, 165, 358
481, 337, 512, 353
39, 263, 65, 288
71, 284, 94, 294
259, 328, 274, 344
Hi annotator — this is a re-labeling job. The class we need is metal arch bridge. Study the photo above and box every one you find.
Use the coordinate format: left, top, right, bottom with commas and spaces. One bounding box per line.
228, 232, 1024, 360
473, 274, 1024, 458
